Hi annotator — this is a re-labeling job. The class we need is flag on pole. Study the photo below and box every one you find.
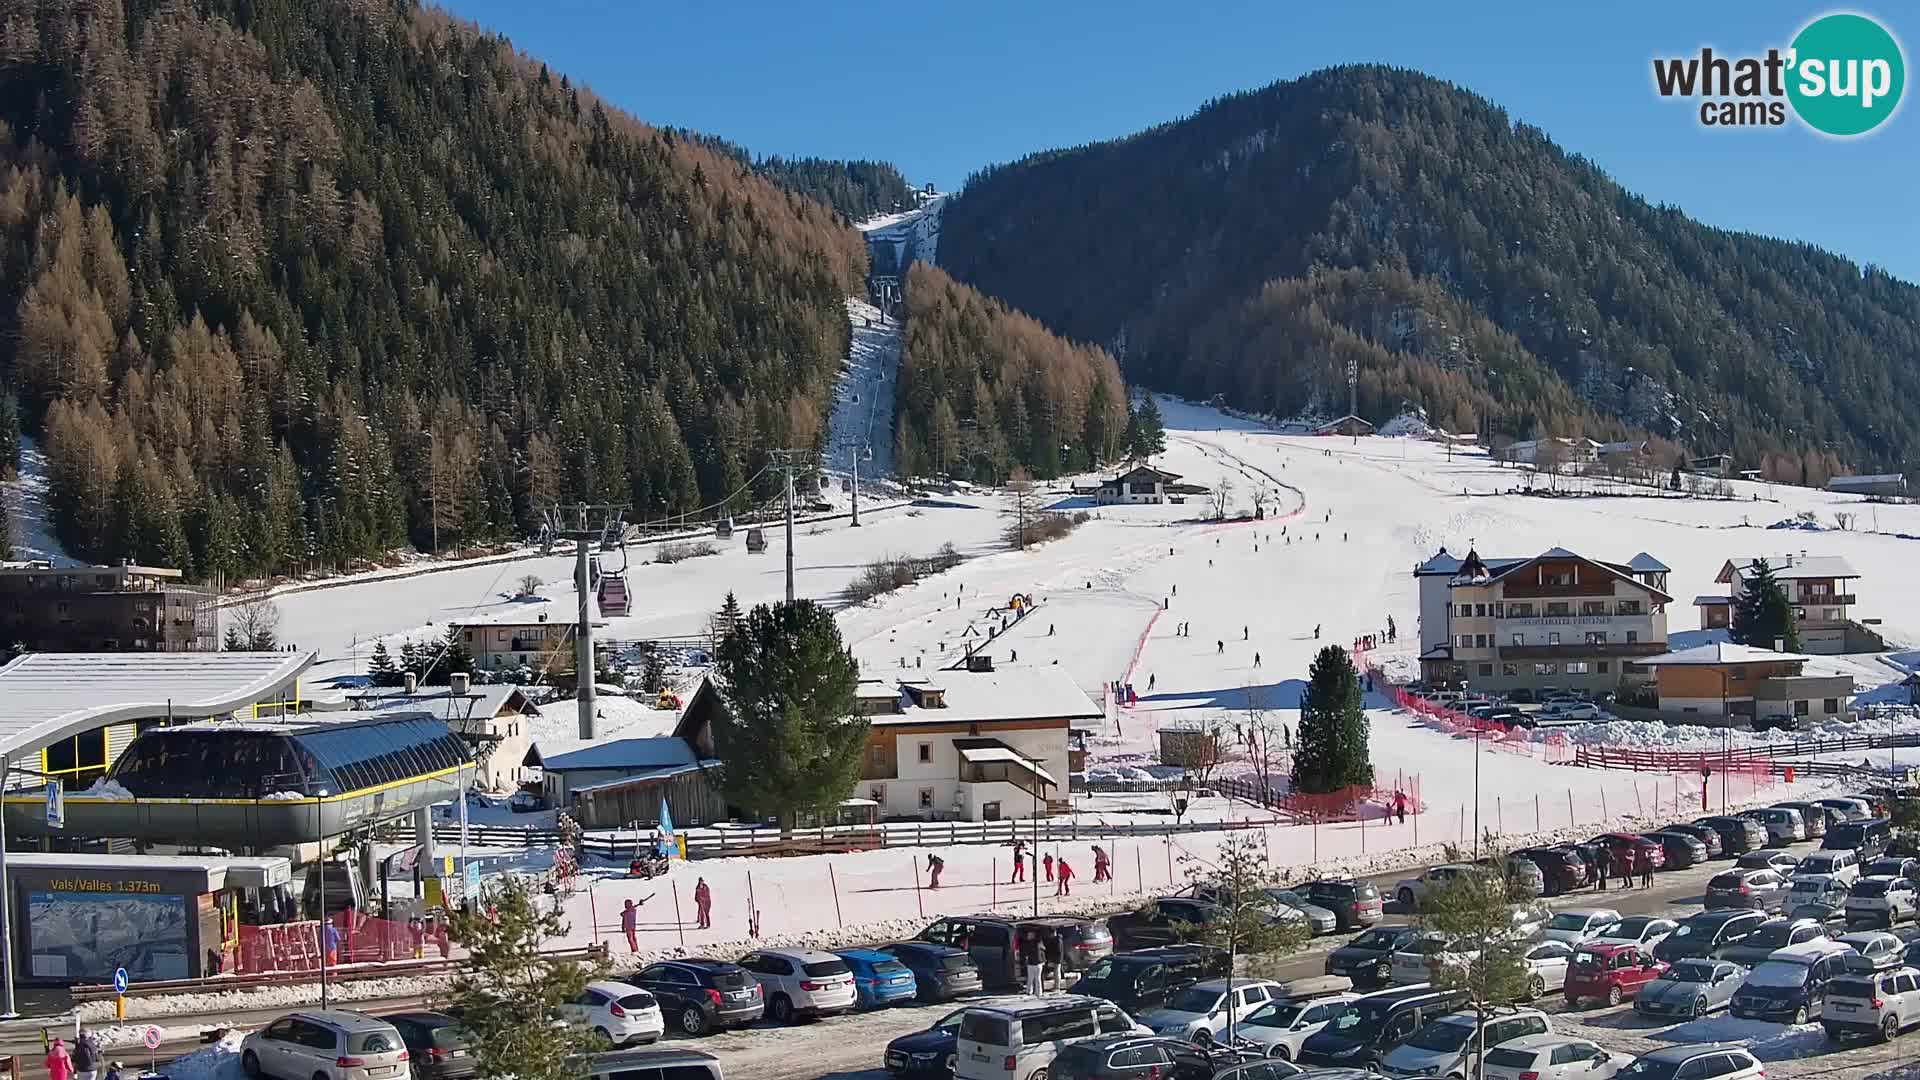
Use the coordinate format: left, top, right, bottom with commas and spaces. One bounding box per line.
657, 796, 677, 859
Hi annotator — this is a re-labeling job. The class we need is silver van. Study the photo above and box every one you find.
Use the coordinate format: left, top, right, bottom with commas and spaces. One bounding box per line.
1739, 807, 1805, 844
955, 996, 1147, 1080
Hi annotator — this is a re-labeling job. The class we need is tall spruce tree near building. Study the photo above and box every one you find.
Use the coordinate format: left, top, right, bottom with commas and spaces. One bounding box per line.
1126, 397, 1168, 458
1731, 558, 1800, 652
712, 600, 866, 829
368, 641, 399, 686
1291, 645, 1373, 794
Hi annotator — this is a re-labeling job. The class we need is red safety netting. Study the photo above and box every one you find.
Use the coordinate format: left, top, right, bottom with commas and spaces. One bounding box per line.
234, 915, 455, 975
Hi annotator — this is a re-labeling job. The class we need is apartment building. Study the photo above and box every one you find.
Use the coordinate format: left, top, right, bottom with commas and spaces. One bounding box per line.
1695, 554, 1868, 654
1416, 546, 1672, 696
0, 561, 216, 653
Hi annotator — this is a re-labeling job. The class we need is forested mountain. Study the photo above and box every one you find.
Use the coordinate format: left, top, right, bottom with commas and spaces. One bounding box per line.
895, 263, 1127, 483
745, 155, 916, 223
943, 65, 1920, 480
0, 0, 866, 581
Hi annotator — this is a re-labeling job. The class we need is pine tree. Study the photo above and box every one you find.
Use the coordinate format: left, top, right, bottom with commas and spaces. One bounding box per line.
640, 647, 668, 695
1291, 645, 1373, 794
709, 591, 745, 646
441, 625, 474, 678
712, 600, 865, 829
448, 875, 607, 1077
223, 626, 245, 651
368, 640, 399, 686
1129, 396, 1167, 458
1730, 558, 1800, 652
399, 640, 422, 677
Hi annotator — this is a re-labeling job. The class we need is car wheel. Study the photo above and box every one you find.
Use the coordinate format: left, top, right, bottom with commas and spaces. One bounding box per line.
1029, 1070, 1049, 1080
1193, 1029, 1214, 1048
1269, 1045, 1292, 1061
1791, 1006, 1808, 1025
1527, 975, 1545, 1001
1691, 997, 1707, 1019
1882, 1017, 1898, 1043
770, 994, 795, 1024
242, 1052, 263, 1080
1606, 986, 1623, 1007
679, 1005, 709, 1035
1398, 888, 1415, 908
1376, 961, 1392, 983
593, 1027, 615, 1047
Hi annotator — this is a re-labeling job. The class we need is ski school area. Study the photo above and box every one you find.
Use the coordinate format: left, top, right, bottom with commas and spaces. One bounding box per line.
242, 395, 1920, 964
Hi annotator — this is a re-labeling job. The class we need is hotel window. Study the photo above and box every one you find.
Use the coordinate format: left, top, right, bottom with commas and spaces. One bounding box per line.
1548, 632, 1561, 646
1822, 608, 1838, 621
1475, 634, 1490, 648
1584, 631, 1607, 645
917, 743, 932, 763
1625, 631, 1638, 643
1501, 663, 1519, 677
1546, 602, 1570, 616
1475, 604, 1487, 617
1459, 604, 1472, 617
1823, 698, 1839, 714
1510, 633, 1524, 646
1457, 635, 1472, 649
919, 788, 935, 809
1509, 603, 1535, 618
1617, 600, 1642, 615
1565, 662, 1590, 675
1534, 662, 1558, 675
1794, 700, 1810, 717
869, 746, 886, 767
1581, 601, 1606, 616
1597, 662, 1611, 674
1493, 603, 1505, 618
1478, 664, 1493, 677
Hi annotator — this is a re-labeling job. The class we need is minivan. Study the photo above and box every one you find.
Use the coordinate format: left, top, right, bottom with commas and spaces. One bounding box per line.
1729, 940, 1854, 1024
1798, 849, 1863, 886
1774, 801, 1833, 838
1738, 807, 1805, 845
241, 1011, 408, 1080
954, 996, 1147, 1080
1067, 945, 1230, 1015
1825, 819, 1893, 860
1296, 986, 1470, 1068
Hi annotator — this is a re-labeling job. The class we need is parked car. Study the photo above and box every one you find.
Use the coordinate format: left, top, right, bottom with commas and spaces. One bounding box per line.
1823, 964, 1920, 1043
1722, 917, 1830, 968
383, 1012, 471, 1080
1906, 938, 1920, 970
885, 1004, 972, 1078
1658, 824, 1724, 860
1210, 1059, 1311, 1080
1653, 910, 1768, 964
737, 948, 857, 1023
242, 1011, 410, 1080
1540, 909, 1622, 946
1845, 876, 1920, 928
1390, 933, 1457, 986
507, 790, 546, 813
1836, 931, 1906, 970
1482, 1035, 1629, 1080
1791, 901, 1850, 930
1592, 917, 1678, 950
1324, 925, 1421, 988
1540, 702, 1602, 721
631, 958, 765, 1035
1735, 849, 1799, 874
876, 942, 985, 1003
1139, 978, 1285, 1046
1296, 986, 1468, 1068
1865, 857, 1920, 883
1297, 879, 1385, 930
580, 1048, 720, 1080
1067, 945, 1228, 1015
1564, 943, 1664, 1008
1521, 940, 1575, 1000
1798, 848, 1864, 885
1645, 832, 1708, 870
1511, 848, 1587, 895
1774, 801, 1834, 838
1376, 1009, 1551, 1080
1612, 1044, 1763, 1080
1705, 868, 1788, 911
1634, 960, 1747, 1020
837, 948, 920, 1009
1825, 818, 1894, 860
1694, 817, 1767, 855
1234, 992, 1360, 1061
1786, 874, 1853, 914
1394, 864, 1480, 909
921, 915, 1113, 985
1508, 901, 1555, 941
1730, 940, 1854, 1023
953, 995, 1147, 1080
1737, 806, 1806, 844
1553, 842, 1611, 885
1263, 889, 1340, 935
1817, 797, 1874, 823
1106, 900, 1223, 953
1477, 856, 1546, 899
1046, 1035, 1222, 1080
1587, 833, 1666, 873
556, 981, 665, 1047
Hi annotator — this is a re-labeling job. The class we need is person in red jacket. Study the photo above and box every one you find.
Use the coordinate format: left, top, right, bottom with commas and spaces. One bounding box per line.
694, 877, 713, 929
1055, 859, 1075, 896
1043, 853, 1054, 882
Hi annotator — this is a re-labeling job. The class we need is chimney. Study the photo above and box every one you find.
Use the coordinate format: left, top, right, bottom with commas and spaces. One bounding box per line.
1774, 637, 1785, 653
404, 671, 418, 694
449, 671, 470, 695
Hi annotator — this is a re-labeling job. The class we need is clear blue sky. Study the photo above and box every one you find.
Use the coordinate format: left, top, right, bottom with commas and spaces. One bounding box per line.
442, 2, 1917, 283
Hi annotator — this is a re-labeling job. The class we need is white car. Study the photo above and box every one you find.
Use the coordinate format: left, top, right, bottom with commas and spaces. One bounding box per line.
1377, 1009, 1551, 1080
1823, 964, 1920, 1042
1232, 993, 1357, 1060
1591, 917, 1678, 950
1483, 1035, 1630, 1080
1836, 931, 1906, 970
1396, 864, 1479, 908
738, 948, 858, 1022
1541, 702, 1601, 721
1845, 876, 1920, 927
557, 980, 665, 1046
1540, 909, 1621, 945
1521, 941, 1575, 1000
242, 1011, 409, 1080
1795, 851, 1862, 887
1138, 978, 1284, 1045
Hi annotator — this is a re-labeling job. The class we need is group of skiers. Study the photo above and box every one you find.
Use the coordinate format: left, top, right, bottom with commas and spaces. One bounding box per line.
44, 1032, 116, 1080
614, 876, 712, 950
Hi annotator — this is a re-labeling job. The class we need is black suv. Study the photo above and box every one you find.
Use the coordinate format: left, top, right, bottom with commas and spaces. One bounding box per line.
1106, 899, 1223, 951
1297, 986, 1467, 1067
1653, 910, 1767, 964
1049, 1035, 1220, 1080
1068, 945, 1229, 1014
1297, 879, 1384, 930
1720, 917, 1828, 968
1324, 925, 1420, 988
630, 958, 765, 1035
1694, 816, 1767, 855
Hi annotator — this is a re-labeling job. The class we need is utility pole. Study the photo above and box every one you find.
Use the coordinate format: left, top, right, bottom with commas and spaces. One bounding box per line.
1347, 355, 1359, 447
544, 503, 628, 740
851, 444, 871, 527
768, 450, 816, 604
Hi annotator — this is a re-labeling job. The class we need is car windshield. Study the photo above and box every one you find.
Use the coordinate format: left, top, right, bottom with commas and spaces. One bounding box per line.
616, 993, 654, 1010
1403, 1019, 1474, 1052
1599, 918, 1648, 937
1661, 962, 1714, 983
1745, 923, 1794, 948
1248, 1003, 1303, 1028
1708, 874, 1746, 889
1802, 857, 1839, 873
1614, 1059, 1682, 1080
1167, 988, 1222, 1013
1747, 960, 1812, 989
1352, 929, 1406, 950
873, 960, 911, 976
1081, 958, 1116, 980
1547, 914, 1594, 930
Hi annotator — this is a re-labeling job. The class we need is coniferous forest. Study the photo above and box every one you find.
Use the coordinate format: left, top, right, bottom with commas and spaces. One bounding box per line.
893, 262, 1127, 483
941, 65, 1920, 481
0, 0, 869, 580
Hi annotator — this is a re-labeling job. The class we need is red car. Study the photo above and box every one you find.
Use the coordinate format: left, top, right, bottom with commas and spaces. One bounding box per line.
1588, 832, 1666, 873
1564, 942, 1666, 1007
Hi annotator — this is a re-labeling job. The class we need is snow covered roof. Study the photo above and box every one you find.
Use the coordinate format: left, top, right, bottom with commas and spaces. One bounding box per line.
1105, 464, 1182, 485
877, 667, 1101, 727
526, 695, 680, 762
346, 684, 537, 721
0, 651, 315, 760
540, 734, 698, 773
1626, 553, 1671, 573
955, 742, 1058, 785
1720, 555, 1860, 581
170, 707, 440, 733
449, 605, 607, 629
1637, 643, 1813, 666
1415, 547, 1525, 578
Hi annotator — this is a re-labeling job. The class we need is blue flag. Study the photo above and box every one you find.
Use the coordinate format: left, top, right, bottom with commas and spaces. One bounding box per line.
657, 797, 677, 858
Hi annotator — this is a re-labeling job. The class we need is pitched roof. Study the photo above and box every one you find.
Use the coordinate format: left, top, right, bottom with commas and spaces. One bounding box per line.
1719, 555, 1860, 583
1626, 553, 1671, 573
1637, 643, 1812, 666
1106, 464, 1182, 484
347, 684, 537, 722
1473, 549, 1676, 603
874, 667, 1101, 727
0, 651, 315, 760
540, 734, 699, 772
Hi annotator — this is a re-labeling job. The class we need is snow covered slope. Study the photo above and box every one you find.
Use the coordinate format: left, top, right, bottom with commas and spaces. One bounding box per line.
823, 297, 901, 480
3, 436, 81, 566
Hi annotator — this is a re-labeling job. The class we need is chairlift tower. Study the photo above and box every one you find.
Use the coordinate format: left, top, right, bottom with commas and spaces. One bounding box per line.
544, 503, 629, 740
768, 450, 817, 603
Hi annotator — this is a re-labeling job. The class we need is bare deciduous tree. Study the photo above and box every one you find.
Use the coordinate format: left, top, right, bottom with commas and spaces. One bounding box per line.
226, 597, 282, 651
1209, 476, 1235, 521
515, 574, 544, 597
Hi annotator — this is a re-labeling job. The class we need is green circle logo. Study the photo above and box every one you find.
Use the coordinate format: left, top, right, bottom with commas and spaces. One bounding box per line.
1787, 13, 1906, 136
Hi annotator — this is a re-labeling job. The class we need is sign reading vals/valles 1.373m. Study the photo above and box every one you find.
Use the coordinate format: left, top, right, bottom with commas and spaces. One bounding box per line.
1652, 11, 1906, 135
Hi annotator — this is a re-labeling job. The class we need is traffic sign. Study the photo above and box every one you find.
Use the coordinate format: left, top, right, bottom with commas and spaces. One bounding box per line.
143, 1025, 162, 1050
46, 780, 64, 829
113, 967, 129, 994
